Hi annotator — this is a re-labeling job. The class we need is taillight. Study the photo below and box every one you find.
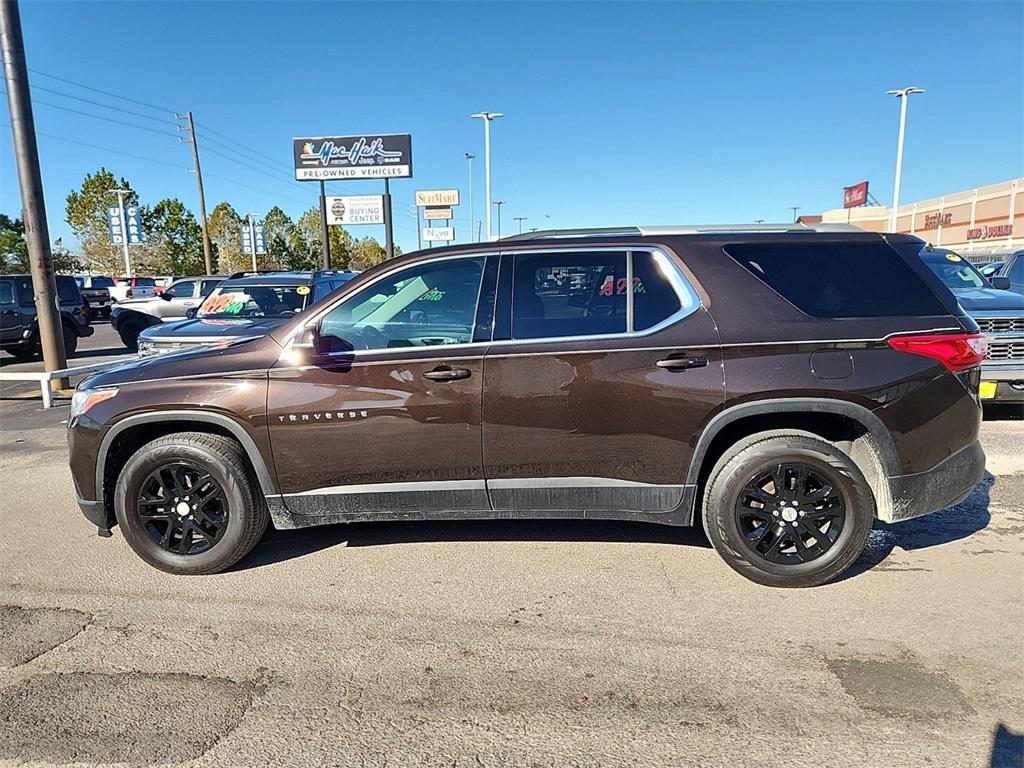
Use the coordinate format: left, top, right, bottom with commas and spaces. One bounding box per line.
887, 332, 987, 373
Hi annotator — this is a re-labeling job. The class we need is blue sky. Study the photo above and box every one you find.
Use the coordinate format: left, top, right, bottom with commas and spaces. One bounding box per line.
2, 0, 1022, 254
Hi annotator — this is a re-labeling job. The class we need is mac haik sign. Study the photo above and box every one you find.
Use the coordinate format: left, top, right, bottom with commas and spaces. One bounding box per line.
293, 134, 413, 180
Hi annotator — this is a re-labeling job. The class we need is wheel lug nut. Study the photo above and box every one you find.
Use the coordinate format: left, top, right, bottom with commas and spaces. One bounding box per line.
772, 510, 779, 517
799, 511, 805, 517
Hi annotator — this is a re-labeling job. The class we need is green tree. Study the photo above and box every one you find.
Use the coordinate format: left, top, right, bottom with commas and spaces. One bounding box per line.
208, 201, 246, 274
0, 215, 81, 274
144, 198, 204, 275
65, 168, 138, 273
288, 208, 355, 271
262, 206, 295, 269
349, 235, 394, 271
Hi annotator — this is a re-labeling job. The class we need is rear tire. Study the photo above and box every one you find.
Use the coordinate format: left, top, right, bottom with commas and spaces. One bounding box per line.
6, 343, 39, 359
62, 325, 78, 357
702, 431, 875, 588
114, 432, 269, 575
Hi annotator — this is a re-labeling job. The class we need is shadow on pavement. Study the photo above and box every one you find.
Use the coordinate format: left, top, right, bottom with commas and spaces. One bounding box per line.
234, 516, 711, 572
990, 723, 1023, 768
983, 404, 1023, 422
841, 473, 994, 580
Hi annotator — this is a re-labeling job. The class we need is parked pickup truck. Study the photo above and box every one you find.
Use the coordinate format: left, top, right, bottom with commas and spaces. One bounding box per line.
74, 275, 116, 319
108, 276, 158, 303
920, 247, 1024, 405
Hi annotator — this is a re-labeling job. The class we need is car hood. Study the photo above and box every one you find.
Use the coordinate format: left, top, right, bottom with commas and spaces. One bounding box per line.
139, 316, 291, 340
82, 333, 281, 388
952, 288, 1024, 313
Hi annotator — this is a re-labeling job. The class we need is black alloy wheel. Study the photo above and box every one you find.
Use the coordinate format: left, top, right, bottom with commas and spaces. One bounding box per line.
734, 462, 846, 565
136, 463, 229, 556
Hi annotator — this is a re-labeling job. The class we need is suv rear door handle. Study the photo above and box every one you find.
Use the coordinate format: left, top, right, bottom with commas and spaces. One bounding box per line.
423, 366, 472, 382
656, 354, 709, 371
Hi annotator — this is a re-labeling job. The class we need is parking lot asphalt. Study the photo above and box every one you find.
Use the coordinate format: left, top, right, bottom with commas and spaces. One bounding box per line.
0, 352, 1022, 767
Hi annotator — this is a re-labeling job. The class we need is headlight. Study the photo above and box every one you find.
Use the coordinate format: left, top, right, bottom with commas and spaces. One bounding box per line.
70, 387, 118, 419
137, 338, 156, 357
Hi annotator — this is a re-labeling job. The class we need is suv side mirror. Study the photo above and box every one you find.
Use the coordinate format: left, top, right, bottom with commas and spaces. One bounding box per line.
293, 324, 353, 358
990, 276, 1011, 291
160, 290, 174, 300
185, 307, 198, 319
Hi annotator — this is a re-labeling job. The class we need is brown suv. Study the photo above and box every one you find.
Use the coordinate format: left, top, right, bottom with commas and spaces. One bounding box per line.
67, 225, 987, 587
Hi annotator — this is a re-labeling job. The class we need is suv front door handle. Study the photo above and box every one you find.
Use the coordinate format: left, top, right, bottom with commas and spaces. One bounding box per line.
656, 354, 709, 371
423, 366, 472, 382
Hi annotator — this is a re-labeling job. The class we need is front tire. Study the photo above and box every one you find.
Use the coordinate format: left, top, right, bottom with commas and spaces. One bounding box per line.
117, 318, 144, 350
114, 432, 269, 574
702, 432, 875, 588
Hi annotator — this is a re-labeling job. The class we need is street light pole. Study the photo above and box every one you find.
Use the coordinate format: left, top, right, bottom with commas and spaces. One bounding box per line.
247, 214, 258, 272
493, 200, 505, 239
465, 152, 475, 242
887, 86, 925, 233
790, 206, 801, 223
514, 215, 527, 234
470, 111, 503, 240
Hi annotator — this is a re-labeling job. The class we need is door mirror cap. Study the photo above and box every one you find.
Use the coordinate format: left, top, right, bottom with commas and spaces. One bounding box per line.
990, 276, 1011, 291
185, 307, 198, 319
293, 324, 354, 358
159, 291, 174, 300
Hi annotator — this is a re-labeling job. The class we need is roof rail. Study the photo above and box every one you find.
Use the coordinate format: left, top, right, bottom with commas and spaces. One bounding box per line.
500, 222, 864, 241
227, 270, 285, 279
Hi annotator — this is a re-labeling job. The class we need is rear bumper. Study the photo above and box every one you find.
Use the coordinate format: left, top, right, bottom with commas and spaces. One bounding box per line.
886, 440, 986, 522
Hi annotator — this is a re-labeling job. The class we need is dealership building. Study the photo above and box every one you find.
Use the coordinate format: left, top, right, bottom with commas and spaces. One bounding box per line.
819, 178, 1022, 262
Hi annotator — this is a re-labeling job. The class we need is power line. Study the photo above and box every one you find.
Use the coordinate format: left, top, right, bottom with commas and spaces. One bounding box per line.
27, 68, 176, 115
28, 83, 175, 125
202, 172, 311, 207
30, 99, 178, 137
26, 126, 189, 169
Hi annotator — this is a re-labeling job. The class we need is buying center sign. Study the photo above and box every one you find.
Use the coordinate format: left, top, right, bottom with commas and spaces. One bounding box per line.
293, 134, 413, 180
326, 195, 385, 225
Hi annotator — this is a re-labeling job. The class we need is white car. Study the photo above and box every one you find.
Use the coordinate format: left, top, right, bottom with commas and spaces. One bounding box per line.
108, 276, 158, 303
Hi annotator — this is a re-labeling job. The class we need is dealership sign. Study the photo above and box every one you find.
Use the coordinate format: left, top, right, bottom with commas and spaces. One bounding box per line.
967, 224, 1013, 240
293, 134, 413, 180
843, 181, 869, 208
422, 227, 454, 242
423, 207, 453, 220
326, 195, 385, 225
415, 189, 460, 207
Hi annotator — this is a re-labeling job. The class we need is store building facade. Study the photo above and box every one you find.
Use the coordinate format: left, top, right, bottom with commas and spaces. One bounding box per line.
820, 178, 1022, 262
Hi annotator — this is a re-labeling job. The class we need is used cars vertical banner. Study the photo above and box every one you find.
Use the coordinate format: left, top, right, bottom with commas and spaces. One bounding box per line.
292, 135, 413, 180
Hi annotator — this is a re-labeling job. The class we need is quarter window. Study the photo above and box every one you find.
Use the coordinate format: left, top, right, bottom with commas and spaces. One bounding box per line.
319, 257, 485, 351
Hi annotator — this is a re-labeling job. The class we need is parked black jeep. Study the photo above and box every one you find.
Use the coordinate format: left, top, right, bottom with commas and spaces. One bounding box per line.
0, 274, 94, 358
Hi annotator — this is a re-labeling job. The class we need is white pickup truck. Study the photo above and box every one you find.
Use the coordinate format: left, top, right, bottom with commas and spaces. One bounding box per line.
108, 276, 158, 303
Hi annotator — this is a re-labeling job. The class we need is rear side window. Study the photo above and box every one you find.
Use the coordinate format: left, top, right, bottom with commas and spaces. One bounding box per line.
56, 277, 81, 304
724, 242, 948, 318
512, 252, 626, 339
0, 281, 14, 304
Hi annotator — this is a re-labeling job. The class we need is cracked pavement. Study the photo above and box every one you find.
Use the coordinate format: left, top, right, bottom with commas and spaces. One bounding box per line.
0, 399, 1021, 767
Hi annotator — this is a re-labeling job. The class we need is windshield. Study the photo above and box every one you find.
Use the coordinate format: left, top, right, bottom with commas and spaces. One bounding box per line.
920, 251, 987, 292
197, 283, 308, 318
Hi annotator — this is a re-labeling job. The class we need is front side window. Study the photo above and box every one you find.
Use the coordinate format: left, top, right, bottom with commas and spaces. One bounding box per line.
198, 283, 307, 318
319, 257, 484, 351
200, 280, 221, 297
1009, 255, 1023, 283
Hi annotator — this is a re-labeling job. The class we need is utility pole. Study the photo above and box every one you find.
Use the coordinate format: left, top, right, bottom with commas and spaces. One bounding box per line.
465, 152, 475, 242
514, 215, 527, 234
177, 112, 213, 275
887, 86, 925, 232
471, 111, 503, 240
383, 177, 394, 259
247, 214, 258, 272
493, 200, 505, 239
319, 180, 331, 269
1, 0, 67, 376
110, 188, 131, 277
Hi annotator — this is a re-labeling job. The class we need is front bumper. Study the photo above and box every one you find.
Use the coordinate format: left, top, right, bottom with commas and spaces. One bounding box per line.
886, 441, 986, 522
979, 365, 1024, 403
